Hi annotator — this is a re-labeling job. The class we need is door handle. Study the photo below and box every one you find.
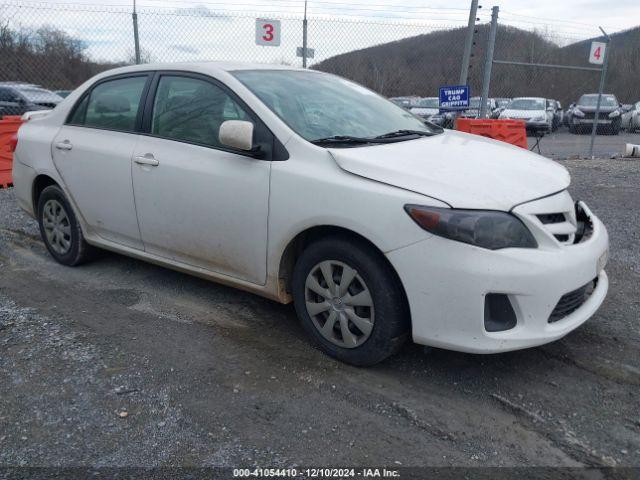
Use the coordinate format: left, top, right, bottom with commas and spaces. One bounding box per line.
134, 154, 159, 167
55, 141, 73, 151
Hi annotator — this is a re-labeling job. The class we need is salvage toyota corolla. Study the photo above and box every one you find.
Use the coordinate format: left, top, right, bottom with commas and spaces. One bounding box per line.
12, 62, 609, 365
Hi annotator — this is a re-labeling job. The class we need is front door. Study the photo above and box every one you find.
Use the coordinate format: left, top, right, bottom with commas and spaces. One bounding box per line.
131, 74, 271, 285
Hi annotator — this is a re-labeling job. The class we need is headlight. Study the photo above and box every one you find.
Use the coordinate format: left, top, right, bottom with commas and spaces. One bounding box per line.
532, 115, 546, 122
609, 111, 620, 118
404, 205, 538, 250
573, 109, 585, 118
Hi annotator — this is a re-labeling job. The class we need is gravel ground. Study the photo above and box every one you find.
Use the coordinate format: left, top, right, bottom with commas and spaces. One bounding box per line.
0, 157, 639, 470
528, 129, 640, 160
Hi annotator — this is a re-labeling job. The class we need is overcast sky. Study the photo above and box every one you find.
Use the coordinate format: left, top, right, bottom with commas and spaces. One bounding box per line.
4, 0, 638, 63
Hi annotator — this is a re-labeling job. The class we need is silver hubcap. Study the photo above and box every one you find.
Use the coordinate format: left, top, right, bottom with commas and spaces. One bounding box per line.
304, 260, 374, 349
42, 199, 72, 255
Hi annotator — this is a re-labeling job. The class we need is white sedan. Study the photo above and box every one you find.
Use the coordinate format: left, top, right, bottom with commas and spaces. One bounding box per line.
622, 101, 640, 132
12, 62, 609, 365
500, 97, 554, 133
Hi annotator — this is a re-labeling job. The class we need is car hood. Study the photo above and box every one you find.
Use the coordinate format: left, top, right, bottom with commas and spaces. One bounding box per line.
328, 130, 570, 211
575, 105, 618, 114
502, 109, 545, 119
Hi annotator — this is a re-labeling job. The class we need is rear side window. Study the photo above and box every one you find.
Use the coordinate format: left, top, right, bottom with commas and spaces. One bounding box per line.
151, 75, 250, 148
0, 88, 21, 102
73, 76, 147, 132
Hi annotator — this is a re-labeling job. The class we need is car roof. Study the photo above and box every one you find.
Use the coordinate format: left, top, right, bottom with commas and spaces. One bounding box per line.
0, 82, 42, 89
512, 97, 546, 101
580, 93, 615, 97
97, 61, 308, 78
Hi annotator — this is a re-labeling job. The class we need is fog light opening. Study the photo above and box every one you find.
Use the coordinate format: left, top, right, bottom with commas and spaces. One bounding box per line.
484, 294, 517, 332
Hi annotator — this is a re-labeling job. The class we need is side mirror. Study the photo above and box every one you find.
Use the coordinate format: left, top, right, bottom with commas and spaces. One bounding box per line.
219, 120, 254, 151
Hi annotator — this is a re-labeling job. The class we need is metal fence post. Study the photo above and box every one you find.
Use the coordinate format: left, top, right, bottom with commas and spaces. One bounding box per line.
589, 28, 611, 159
459, 0, 479, 85
302, 0, 308, 68
479, 6, 499, 119
132, 0, 141, 64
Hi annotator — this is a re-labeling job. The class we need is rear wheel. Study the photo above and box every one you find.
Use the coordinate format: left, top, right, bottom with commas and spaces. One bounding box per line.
292, 236, 410, 366
37, 185, 94, 266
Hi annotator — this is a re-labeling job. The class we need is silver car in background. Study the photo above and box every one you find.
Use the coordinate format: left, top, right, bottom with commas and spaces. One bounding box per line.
409, 97, 439, 121
621, 101, 640, 132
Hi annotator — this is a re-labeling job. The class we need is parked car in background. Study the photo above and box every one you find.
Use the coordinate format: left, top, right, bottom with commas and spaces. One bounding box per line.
54, 90, 73, 98
621, 101, 640, 132
460, 97, 497, 119
409, 97, 439, 121
491, 97, 511, 119
567, 94, 623, 135
499, 97, 553, 133
548, 99, 563, 131
12, 62, 609, 365
428, 111, 456, 129
0, 82, 63, 116
389, 96, 419, 109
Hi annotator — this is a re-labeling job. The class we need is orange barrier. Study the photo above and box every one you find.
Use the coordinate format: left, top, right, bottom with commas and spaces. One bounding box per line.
0, 115, 24, 188
456, 118, 528, 149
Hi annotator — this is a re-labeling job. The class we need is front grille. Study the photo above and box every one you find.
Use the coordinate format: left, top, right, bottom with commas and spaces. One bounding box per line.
548, 279, 597, 323
537, 213, 565, 224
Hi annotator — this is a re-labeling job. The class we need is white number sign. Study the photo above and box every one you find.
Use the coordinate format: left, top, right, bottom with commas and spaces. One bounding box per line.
589, 41, 606, 65
255, 19, 281, 46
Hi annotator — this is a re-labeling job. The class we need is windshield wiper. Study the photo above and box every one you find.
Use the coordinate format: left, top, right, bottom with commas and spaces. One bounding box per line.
374, 129, 442, 139
311, 135, 373, 145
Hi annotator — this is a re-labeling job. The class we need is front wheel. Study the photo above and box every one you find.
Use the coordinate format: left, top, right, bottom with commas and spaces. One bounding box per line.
292, 236, 410, 366
37, 185, 95, 266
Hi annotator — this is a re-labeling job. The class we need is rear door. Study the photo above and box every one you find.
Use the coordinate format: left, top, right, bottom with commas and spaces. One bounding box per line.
52, 74, 151, 250
131, 73, 272, 285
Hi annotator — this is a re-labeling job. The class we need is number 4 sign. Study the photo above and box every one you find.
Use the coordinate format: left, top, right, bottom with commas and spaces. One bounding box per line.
256, 19, 281, 46
589, 41, 606, 65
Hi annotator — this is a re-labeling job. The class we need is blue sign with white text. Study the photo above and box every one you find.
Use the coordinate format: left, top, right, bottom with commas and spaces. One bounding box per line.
439, 85, 470, 111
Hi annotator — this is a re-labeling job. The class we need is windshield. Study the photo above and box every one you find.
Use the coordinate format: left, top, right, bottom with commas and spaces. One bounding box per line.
507, 98, 545, 110
578, 95, 618, 107
16, 87, 62, 103
413, 98, 439, 108
233, 70, 437, 142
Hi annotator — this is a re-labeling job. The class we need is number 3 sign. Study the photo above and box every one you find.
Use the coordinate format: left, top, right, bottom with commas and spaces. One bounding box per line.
256, 19, 281, 46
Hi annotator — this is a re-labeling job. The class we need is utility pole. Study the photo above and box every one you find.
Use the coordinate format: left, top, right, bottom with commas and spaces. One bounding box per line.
459, 0, 479, 85
479, 5, 498, 119
132, 0, 141, 64
302, 0, 308, 68
589, 27, 611, 159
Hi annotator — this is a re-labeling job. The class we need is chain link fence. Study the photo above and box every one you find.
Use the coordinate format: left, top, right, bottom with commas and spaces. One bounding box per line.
1, 0, 638, 158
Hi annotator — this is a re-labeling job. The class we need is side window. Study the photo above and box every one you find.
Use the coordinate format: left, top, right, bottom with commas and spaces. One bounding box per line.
151, 76, 251, 148
68, 95, 89, 125
81, 76, 147, 132
0, 88, 20, 102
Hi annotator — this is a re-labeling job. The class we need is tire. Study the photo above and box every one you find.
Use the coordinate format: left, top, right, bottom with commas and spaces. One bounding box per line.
611, 119, 621, 135
37, 185, 94, 266
292, 235, 410, 366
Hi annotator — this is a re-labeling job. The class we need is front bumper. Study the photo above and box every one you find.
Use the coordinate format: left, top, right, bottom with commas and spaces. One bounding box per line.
525, 120, 549, 131
574, 117, 613, 125
386, 196, 609, 353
